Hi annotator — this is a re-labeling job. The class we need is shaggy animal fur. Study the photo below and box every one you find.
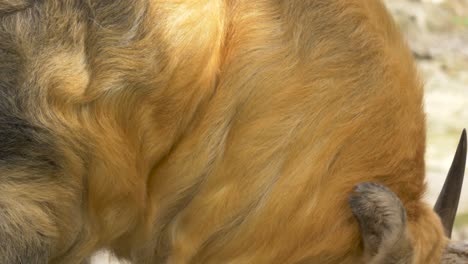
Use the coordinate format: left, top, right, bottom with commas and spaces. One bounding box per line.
0, 0, 448, 263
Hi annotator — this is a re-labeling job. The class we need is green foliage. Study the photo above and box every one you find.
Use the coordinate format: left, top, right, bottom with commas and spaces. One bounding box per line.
453, 16, 468, 26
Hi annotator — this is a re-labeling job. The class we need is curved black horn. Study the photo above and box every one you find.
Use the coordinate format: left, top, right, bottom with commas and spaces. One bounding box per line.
434, 129, 467, 238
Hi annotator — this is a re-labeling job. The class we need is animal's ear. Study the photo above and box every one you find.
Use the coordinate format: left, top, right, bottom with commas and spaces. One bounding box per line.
0, 0, 30, 14
349, 183, 413, 264
434, 129, 467, 238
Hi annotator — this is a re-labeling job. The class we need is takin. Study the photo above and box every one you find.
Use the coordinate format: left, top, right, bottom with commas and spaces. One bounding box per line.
0, 0, 466, 263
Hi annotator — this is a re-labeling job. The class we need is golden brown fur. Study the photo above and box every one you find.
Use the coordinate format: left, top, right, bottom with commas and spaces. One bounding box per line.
0, 0, 447, 263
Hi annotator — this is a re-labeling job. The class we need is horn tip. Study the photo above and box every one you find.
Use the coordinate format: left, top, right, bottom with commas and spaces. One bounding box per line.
461, 128, 467, 152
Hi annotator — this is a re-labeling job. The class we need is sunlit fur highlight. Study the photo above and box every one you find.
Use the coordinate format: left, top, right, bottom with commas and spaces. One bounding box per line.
0, 0, 446, 263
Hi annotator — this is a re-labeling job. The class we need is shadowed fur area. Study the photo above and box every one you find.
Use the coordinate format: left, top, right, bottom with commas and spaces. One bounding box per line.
0, 0, 449, 263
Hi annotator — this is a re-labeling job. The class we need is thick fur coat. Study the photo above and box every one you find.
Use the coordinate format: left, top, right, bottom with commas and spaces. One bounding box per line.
0, 0, 446, 263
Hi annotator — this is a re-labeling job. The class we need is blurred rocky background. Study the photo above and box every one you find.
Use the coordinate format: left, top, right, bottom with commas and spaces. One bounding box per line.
384, 0, 468, 240
92, 0, 468, 262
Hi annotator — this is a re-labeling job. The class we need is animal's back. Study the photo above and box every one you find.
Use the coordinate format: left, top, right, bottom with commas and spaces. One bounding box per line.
120, 0, 446, 263
0, 0, 444, 262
